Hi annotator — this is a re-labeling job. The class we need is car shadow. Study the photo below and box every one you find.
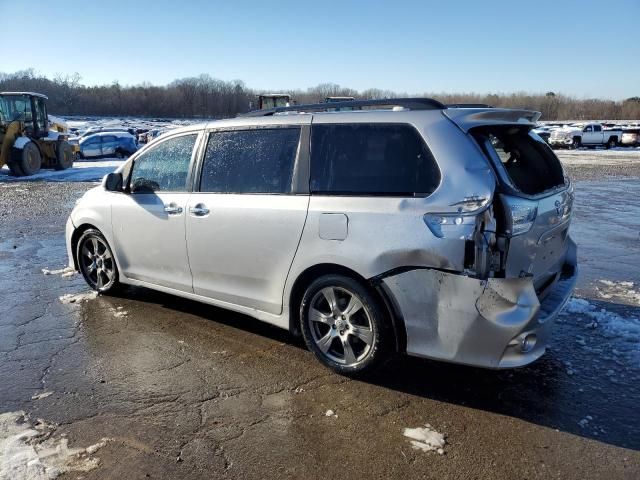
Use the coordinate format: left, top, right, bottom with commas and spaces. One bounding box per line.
111, 285, 639, 451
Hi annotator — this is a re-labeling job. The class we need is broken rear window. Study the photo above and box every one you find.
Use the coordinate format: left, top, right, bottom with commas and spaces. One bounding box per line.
472, 126, 566, 195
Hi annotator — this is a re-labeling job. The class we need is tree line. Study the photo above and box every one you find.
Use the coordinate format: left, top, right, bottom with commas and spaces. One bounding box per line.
1, 69, 639, 120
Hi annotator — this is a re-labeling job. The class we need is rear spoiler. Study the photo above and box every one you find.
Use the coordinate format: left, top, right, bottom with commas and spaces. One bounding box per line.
443, 108, 541, 133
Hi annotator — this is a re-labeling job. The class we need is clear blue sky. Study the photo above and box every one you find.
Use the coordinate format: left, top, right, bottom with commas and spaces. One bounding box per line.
3, 0, 638, 99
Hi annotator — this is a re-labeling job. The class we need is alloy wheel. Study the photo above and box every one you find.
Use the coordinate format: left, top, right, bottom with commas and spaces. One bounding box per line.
80, 235, 116, 290
308, 286, 375, 366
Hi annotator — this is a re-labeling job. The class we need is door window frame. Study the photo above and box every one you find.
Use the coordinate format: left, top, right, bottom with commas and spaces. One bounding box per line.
125, 130, 204, 194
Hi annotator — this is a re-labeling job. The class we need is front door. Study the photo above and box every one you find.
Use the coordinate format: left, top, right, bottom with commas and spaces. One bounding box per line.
110, 131, 200, 292
82, 137, 102, 158
186, 126, 309, 315
582, 125, 597, 144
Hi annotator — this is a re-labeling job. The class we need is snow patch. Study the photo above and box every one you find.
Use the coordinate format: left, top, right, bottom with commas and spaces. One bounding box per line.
58, 292, 98, 304
42, 267, 75, 277
0, 160, 124, 183
403, 424, 446, 454
562, 297, 640, 359
324, 409, 337, 418
0, 410, 110, 479
596, 279, 640, 306
30, 392, 53, 401
113, 309, 128, 318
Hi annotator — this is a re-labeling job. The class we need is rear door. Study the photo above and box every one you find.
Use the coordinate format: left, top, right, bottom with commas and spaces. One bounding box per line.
473, 127, 573, 288
186, 124, 309, 315
110, 131, 201, 291
592, 124, 604, 144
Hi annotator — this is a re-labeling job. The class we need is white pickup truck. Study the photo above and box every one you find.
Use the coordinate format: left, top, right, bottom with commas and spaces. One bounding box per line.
549, 123, 622, 149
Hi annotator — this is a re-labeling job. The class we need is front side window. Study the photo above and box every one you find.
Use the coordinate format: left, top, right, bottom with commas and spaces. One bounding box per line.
310, 123, 440, 196
200, 127, 300, 194
584, 126, 593, 132
130, 134, 197, 193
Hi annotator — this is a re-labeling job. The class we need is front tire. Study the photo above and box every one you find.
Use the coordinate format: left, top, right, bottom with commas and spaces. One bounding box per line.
571, 137, 581, 149
76, 229, 119, 293
6, 153, 25, 176
300, 274, 390, 375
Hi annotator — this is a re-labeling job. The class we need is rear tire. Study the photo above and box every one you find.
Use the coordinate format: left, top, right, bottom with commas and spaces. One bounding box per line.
76, 228, 120, 294
55, 142, 74, 170
299, 274, 390, 375
16, 142, 42, 176
606, 137, 617, 149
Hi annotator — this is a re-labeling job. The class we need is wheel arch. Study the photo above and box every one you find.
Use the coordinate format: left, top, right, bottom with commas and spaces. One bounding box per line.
287, 263, 407, 353
70, 223, 96, 269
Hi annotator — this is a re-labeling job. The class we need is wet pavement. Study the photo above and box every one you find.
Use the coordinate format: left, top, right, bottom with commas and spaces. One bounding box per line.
1, 164, 639, 479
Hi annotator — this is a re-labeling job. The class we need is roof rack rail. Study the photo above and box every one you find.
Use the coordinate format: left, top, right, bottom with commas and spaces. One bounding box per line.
446, 103, 494, 108
241, 97, 446, 117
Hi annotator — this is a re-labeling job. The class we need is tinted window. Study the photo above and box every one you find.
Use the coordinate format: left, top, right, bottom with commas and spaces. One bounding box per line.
593, 125, 602, 132
310, 124, 440, 196
130, 134, 196, 193
200, 128, 300, 194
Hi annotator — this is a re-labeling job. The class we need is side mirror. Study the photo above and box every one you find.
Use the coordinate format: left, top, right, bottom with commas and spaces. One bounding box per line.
104, 172, 124, 192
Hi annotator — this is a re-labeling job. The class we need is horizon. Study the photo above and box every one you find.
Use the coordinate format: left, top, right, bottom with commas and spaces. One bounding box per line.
2, 0, 639, 100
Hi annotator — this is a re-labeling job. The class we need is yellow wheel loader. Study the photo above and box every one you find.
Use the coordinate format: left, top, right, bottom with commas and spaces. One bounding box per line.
0, 92, 74, 176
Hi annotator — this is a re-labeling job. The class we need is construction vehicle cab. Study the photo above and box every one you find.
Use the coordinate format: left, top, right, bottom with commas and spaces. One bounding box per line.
258, 94, 291, 110
0, 92, 74, 176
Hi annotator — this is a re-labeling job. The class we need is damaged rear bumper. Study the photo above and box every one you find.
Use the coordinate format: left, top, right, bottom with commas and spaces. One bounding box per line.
382, 239, 578, 368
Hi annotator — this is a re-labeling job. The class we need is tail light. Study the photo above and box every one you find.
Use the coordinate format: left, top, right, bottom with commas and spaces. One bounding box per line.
500, 195, 538, 236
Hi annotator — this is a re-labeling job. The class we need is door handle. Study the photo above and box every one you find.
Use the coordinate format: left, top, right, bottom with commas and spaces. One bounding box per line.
189, 203, 210, 217
164, 203, 183, 215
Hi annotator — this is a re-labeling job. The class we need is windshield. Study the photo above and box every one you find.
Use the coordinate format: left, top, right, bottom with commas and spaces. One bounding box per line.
0, 95, 32, 124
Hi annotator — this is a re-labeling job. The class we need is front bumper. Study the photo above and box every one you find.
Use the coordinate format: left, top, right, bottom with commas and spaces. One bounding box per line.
382, 239, 578, 368
549, 137, 573, 146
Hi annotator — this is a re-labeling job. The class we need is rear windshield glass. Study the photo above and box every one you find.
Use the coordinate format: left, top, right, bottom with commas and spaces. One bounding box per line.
473, 126, 565, 195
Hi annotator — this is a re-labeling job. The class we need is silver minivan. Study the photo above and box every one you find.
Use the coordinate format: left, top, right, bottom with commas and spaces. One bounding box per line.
66, 99, 577, 374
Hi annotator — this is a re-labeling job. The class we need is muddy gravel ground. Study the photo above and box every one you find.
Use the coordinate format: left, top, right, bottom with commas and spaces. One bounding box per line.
0, 152, 639, 479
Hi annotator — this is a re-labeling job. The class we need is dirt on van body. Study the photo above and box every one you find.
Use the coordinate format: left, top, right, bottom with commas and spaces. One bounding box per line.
0, 155, 639, 479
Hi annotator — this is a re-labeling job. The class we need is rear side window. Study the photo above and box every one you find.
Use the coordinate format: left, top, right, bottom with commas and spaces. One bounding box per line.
310, 124, 440, 196
130, 134, 197, 193
473, 126, 565, 195
200, 128, 300, 194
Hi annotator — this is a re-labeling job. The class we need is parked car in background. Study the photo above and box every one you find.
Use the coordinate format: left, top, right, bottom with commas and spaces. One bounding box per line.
621, 128, 640, 147
532, 125, 554, 143
77, 132, 138, 159
66, 99, 577, 374
549, 123, 622, 149
79, 127, 136, 139
144, 129, 167, 143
